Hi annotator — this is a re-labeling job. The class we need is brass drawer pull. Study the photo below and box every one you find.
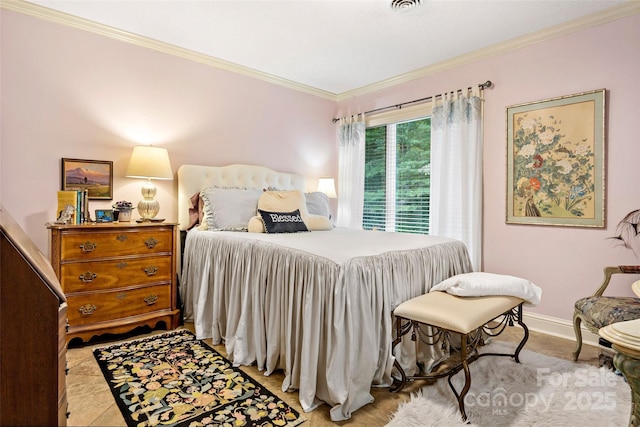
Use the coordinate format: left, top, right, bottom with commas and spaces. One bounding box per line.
144, 265, 159, 276
144, 237, 158, 249
144, 294, 158, 306
116, 234, 128, 242
79, 241, 97, 252
79, 272, 97, 283
78, 304, 97, 316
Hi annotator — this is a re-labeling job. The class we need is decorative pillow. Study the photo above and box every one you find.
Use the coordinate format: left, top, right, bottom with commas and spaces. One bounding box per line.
258, 209, 309, 233
187, 192, 204, 230
200, 187, 262, 231
429, 272, 543, 306
249, 213, 331, 232
256, 190, 332, 231
258, 190, 309, 216
305, 215, 332, 231
305, 192, 331, 218
248, 216, 265, 233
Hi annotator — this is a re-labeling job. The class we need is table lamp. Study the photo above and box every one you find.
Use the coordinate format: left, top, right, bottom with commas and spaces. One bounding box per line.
317, 178, 337, 198
125, 145, 173, 220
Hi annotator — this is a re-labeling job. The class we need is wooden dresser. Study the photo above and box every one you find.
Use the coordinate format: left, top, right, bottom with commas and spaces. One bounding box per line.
1, 205, 68, 426
47, 222, 181, 343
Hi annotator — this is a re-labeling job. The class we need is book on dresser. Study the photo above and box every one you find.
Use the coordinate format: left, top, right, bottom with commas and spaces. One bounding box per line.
57, 190, 78, 224
46, 221, 181, 344
57, 190, 90, 224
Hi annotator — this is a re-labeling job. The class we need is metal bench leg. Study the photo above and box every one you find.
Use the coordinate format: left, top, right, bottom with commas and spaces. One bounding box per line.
514, 303, 529, 363
390, 316, 409, 393
447, 333, 471, 422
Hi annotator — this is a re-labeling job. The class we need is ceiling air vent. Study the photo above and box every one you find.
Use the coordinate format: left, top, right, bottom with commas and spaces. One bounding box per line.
390, 0, 421, 12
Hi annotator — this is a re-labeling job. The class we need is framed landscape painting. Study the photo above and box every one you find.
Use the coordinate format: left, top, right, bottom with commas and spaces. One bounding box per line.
61, 158, 113, 200
506, 89, 605, 227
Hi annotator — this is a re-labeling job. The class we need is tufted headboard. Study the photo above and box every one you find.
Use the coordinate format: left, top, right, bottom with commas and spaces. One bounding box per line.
177, 164, 306, 231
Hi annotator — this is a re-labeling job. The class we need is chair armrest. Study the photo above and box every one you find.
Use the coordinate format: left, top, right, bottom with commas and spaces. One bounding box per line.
592, 265, 640, 297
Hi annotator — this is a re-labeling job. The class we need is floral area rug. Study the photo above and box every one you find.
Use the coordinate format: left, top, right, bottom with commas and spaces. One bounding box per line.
93, 329, 305, 427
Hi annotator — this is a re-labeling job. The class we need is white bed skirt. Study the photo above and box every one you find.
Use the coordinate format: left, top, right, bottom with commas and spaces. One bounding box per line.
181, 228, 472, 421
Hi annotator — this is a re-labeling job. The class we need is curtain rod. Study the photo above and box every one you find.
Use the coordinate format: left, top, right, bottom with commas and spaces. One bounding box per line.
332, 80, 492, 123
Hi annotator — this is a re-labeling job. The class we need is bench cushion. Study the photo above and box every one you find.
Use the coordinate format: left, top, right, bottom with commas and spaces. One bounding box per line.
394, 291, 524, 334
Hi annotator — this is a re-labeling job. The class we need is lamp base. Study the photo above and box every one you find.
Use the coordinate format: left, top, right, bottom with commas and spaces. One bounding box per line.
137, 179, 160, 220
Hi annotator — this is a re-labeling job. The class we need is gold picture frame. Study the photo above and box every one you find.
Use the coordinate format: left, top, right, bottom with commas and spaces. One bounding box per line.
61, 158, 113, 200
506, 89, 605, 227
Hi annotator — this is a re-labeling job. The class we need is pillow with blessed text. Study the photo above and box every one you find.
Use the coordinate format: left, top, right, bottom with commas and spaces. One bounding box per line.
258, 209, 309, 234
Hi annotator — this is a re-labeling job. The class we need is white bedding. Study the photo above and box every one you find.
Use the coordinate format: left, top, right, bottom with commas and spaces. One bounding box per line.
180, 227, 472, 421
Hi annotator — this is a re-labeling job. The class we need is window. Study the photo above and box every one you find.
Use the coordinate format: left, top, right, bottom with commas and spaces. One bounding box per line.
363, 104, 431, 234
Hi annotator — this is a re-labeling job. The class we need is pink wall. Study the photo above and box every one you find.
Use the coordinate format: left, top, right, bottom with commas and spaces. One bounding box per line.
2, 8, 639, 322
337, 13, 640, 320
0, 10, 337, 253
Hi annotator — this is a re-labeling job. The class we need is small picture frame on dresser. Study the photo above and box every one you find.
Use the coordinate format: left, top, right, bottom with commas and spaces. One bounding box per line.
95, 209, 114, 223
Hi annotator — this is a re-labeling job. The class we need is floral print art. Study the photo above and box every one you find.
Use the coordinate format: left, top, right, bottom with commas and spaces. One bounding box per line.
512, 101, 597, 219
93, 330, 305, 427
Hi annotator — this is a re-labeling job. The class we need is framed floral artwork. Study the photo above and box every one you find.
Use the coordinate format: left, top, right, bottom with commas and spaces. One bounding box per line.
506, 89, 605, 227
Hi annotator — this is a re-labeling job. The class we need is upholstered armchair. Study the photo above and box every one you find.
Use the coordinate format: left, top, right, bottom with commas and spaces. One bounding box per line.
573, 265, 640, 364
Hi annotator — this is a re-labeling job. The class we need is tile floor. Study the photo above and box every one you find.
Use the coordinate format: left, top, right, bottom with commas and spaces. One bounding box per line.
65, 323, 601, 426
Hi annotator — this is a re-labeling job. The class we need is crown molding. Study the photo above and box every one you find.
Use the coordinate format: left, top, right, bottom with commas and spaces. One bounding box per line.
0, 0, 338, 101
336, 2, 640, 102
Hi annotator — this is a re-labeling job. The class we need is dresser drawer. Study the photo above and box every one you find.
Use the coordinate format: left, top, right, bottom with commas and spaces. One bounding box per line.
60, 255, 172, 293
59, 228, 173, 260
66, 284, 171, 326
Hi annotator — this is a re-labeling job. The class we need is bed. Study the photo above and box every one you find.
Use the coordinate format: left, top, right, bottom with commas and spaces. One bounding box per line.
177, 164, 473, 421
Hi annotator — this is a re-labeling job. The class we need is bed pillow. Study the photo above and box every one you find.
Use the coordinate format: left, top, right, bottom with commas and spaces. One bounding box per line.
200, 187, 262, 230
258, 190, 309, 215
248, 216, 265, 233
258, 209, 309, 233
305, 191, 331, 218
257, 190, 332, 231
187, 192, 205, 230
429, 272, 543, 306
249, 213, 331, 232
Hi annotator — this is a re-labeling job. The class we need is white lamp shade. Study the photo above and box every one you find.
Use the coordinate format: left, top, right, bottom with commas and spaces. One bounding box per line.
125, 146, 173, 180
317, 178, 337, 198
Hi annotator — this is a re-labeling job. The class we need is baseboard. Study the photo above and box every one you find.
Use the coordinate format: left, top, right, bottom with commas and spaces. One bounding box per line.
522, 311, 599, 348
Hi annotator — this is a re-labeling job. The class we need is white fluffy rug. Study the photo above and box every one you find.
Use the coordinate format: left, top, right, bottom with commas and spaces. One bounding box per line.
386, 341, 631, 427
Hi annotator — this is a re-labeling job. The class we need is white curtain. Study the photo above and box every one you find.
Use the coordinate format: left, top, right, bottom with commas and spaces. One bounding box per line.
336, 113, 365, 229
430, 87, 484, 271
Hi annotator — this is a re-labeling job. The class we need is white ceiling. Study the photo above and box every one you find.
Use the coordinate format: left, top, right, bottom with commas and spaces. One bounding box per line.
24, 0, 631, 95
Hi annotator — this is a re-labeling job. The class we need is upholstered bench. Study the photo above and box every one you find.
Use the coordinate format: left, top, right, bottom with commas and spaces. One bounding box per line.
390, 291, 529, 421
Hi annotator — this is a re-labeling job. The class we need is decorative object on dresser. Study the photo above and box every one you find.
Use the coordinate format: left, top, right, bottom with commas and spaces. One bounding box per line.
1, 205, 68, 426
112, 200, 134, 223
95, 209, 114, 223
125, 145, 173, 221
47, 221, 181, 344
